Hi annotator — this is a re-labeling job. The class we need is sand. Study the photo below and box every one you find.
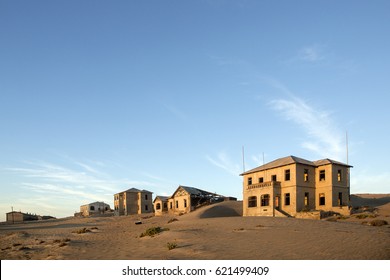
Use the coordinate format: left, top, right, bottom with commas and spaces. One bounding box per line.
1, 196, 389, 260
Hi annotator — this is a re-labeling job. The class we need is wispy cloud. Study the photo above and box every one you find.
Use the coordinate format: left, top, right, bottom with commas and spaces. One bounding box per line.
298, 45, 325, 62
163, 103, 187, 121
206, 152, 241, 176
268, 82, 345, 160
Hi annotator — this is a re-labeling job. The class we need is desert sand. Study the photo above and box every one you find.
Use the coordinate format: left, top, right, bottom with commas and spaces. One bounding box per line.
1, 194, 389, 260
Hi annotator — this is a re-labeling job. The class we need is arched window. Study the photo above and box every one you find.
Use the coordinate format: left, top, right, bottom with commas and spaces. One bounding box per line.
156, 203, 161, 210
248, 196, 257, 208
261, 194, 270, 206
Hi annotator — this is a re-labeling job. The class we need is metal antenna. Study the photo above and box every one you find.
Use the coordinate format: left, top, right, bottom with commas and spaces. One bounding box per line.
242, 146, 245, 173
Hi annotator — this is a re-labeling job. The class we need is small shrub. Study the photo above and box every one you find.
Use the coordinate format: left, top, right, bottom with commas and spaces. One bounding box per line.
12, 243, 21, 247
368, 220, 388, 227
168, 218, 178, 224
355, 213, 377, 219
73, 228, 91, 234
167, 242, 178, 250
140, 227, 168, 237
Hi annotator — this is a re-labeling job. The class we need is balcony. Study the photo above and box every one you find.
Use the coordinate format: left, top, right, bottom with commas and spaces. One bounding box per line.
247, 181, 281, 190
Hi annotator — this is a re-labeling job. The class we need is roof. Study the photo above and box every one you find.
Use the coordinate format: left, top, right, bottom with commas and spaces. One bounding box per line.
115, 188, 153, 195
240, 155, 352, 176
153, 196, 169, 203
170, 185, 218, 198
314, 158, 353, 168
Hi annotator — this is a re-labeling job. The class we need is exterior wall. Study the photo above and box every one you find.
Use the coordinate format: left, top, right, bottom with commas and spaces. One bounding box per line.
80, 202, 110, 216
154, 198, 168, 216
170, 189, 191, 214
138, 192, 153, 214
6, 212, 38, 223
125, 192, 139, 215
243, 161, 350, 217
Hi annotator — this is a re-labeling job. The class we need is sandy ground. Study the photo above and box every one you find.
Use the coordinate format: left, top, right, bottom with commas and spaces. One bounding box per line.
1, 195, 389, 260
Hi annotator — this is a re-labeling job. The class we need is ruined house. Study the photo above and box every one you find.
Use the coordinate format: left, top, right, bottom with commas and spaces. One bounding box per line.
241, 155, 352, 217
114, 188, 153, 216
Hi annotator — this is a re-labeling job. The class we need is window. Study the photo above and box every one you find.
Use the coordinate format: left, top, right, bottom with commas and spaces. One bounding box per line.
304, 169, 309, 182
319, 193, 325, 205
163, 202, 168, 209
338, 192, 343, 206
248, 177, 252, 185
175, 201, 178, 208
184, 199, 187, 208
285, 169, 290, 181
248, 196, 257, 208
338, 170, 342, 182
90, 206, 95, 211
319, 170, 326, 181
271, 175, 277, 182
156, 203, 161, 210
145, 205, 148, 211
261, 194, 270, 206
170, 202, 173, 209
145, 194, 148, 200
285, 193, 290, 206
304, 192, 309, 206
259, 177, 264, 183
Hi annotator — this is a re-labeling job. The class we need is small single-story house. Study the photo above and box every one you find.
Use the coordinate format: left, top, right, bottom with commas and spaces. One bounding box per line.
79, 201, 111, 217
167, 185, 224, 215
153, 196, 169, 216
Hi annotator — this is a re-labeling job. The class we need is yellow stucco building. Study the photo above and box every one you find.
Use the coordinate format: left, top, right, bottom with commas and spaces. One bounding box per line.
241, 155, 352, 217
114, 188, 153, 216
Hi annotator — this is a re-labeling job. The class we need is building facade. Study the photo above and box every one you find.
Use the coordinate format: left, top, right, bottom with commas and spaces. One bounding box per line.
114, 188, 153, 216
166, 185, 223, 215
79, 201, 111, 217
241, 155, 352, 217
153, 196, 169, 216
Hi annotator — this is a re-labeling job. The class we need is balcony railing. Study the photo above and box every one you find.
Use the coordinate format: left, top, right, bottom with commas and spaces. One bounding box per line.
247, 181, 281, 190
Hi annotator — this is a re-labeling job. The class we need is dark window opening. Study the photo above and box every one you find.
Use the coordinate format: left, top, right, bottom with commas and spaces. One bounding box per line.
145, 194, 148, 200
248, 196, 257, 208
338, 192, 343, 206
259, 177, 264, 183
304, 192, 309, 206
90, 206, 95, 211
248, 177, 252, 185
285, 193, 290, 206
319, 193, 325, 205
184, 199, 187, 208
145, 205, 148, 211
156, 203, 161, 210
285, 169, 290, 181
304, 169, 309, 182
338, 170, 342, 182
271, 175, 277, 182
319, 170, 326, 181
261, 194, 270, 206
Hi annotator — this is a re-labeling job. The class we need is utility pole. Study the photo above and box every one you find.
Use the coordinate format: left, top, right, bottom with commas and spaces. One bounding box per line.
11, 206, 14, 224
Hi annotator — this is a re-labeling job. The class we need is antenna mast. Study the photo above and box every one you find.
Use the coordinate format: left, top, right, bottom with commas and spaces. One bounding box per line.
242, 146, 245, 173
346, 131, 349, 164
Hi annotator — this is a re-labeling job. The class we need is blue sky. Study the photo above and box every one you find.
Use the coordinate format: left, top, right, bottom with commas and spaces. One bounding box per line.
1, 0, 389, 220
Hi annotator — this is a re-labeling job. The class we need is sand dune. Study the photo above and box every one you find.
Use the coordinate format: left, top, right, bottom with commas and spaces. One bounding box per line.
1, 196, 389, 260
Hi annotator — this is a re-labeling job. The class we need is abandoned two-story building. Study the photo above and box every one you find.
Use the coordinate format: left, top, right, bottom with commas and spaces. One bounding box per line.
241, 155, 352, 217
114, 188, 153, 216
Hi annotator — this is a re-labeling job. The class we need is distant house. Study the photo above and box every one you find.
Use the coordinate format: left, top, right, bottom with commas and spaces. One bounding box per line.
114, 188, 153, 216
166, 185, 224, 215
241, 155, 352, 217
153, 196, 169, 216
5, 211, 55, 223
79, 201, 111, 217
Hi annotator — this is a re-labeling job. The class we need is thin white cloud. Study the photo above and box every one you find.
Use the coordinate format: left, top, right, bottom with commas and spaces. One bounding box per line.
206, 152, 241, 176
269, 88, 345, 161
299, 45, 325, 62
